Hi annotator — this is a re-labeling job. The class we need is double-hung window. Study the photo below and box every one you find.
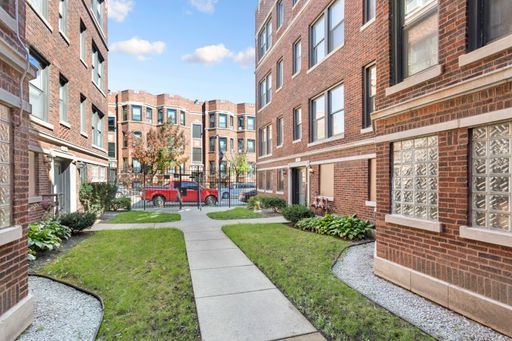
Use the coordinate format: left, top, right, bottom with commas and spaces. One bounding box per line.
132, 106, 142, 121
167, 109, 177, 124
238, 139, 244, 153
219, 137, 227, 153
132, 159, 141, 173
277, 117, 284, 146
192, 124, 202, 139
293, 107, 302, 141
276, 59, 284, 89
258, 18, 273, 60
59, 75, 69, 123
247, 139, 255, 153
29, 52, 49, 122
158, 109, 164, 124
393, 0, 439, 81
122, 106, 128, 121
469, 0, 512, 50
310, 84, 344, 142
28, 0, 48, 19
218, 113, 227, 128
277, 0, 284, 29
259, 125, 272, 156
259, 73, 272, 108
209, 113, 216, 128
471, 122, 512, 231
108, 116, 116, 132
392, 136, 438, 221
80, 22, 86, 61
0, 106, 11, 228
146, 108, 153, 122
180, 111, 186, 125
238, 116, 245, 130
293, 39, 301, 75
91, 44, 104, 91
310, 0, 344, 67
92, 0, 104, 27
363, 64, 376, 129
247, 117, 255, 130
192, 148, 202, 163
59, 0, 68, 35
277, 169, 285, 192
92, 107, 104, 148
364, 0, 376, 24
209, 137, 216, 152
80, 95, 87, 133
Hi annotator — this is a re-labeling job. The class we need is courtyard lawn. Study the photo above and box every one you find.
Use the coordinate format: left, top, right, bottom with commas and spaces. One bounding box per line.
207, 207, 263, 220
223, 223, 433, 340
41, 229, 200, 340
108, 211, 181, 224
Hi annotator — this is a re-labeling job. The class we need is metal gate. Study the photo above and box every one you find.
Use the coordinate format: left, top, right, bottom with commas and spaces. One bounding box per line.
116, 167, 256, 210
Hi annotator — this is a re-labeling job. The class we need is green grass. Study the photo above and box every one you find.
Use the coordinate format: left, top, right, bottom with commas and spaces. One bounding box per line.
223, 224, 433, 340
41, 229, 199, 340
108, 211, 181, 224
207, 207, 263, 220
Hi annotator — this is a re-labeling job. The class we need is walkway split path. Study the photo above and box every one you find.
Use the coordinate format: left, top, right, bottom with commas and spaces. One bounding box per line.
94, 208, 325, 341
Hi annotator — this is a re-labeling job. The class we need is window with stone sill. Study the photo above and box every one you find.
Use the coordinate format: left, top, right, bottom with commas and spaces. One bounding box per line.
28, 0, 48, 19
471, 122, 512, 232
0, 106, 11, 229
392, 135, 438, 221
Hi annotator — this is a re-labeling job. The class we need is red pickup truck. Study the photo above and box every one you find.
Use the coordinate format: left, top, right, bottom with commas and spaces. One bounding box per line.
141, 181, 218, 206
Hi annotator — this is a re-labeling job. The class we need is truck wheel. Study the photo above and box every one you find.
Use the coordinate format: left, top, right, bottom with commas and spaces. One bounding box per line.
222, 192, 229, 200
205, 196, 217, 206
153, 195, 165, 207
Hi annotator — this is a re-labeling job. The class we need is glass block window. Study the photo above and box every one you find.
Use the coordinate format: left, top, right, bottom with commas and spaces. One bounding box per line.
472, 122, 512, 231
392, 136, 438, 221
0, 106, 11, 228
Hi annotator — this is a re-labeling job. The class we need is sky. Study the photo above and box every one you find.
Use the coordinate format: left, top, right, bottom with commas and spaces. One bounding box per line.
107, 0, 258, 104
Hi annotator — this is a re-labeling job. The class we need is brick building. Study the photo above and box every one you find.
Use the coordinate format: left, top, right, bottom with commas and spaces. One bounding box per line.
255, 0, 377, 221
0, 0, 34, 339
110, 90, 256, 188
372, 0, 512, 336
26, 0, 109, 221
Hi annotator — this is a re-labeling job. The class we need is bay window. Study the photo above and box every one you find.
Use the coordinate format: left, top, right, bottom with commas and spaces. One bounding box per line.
247, 117, 255, 130
167, 109, 177, 124
218, 113, 227, 128
132, 106, 142, 121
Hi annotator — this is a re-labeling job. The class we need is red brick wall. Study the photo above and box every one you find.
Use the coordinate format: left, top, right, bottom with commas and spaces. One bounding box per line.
374, 0, 512, 306
255, 0, 376, 220
0, 0, 30, 317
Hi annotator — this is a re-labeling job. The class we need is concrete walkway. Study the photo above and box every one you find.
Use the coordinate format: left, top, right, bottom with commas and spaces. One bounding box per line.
93, 208, 324, 341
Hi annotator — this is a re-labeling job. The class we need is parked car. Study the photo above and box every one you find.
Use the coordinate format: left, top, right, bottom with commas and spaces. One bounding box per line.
116, 185, 130, 198
141, 181, 218, 206
239, 189, 257, 203
219, 182, 256, 200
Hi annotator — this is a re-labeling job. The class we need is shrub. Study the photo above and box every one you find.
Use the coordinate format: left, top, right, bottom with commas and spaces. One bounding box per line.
282, 204, 315, 224
80, 183, 117, 214
295, 214, 373, 241
110, 197, 132, 212
28, 220, 71, 260
247, 195, 287, 212
59, 212, 97, 233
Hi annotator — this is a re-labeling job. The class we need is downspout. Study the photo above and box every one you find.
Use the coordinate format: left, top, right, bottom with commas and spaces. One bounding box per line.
306, 161, 311, 207
14, 0, 31, 126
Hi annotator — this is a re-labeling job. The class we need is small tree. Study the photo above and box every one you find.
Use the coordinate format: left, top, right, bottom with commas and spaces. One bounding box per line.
131, 124, 187, 181
230, 153, 252, 183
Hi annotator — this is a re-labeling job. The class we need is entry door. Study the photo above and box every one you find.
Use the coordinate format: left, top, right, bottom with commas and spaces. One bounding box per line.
291, 167, 307, 205
54, 160, 71, 213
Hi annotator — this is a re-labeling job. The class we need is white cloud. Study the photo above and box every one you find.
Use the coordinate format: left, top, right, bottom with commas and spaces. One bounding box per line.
108, 0, 134, 22
188, 0, 218, 14
110, 37, 166, 61
233, 47, 255, 68
182, 44, 232, 65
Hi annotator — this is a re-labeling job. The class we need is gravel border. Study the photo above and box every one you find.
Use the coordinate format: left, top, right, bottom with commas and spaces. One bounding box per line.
18, 276, 103, 341
332, 242, 510, 341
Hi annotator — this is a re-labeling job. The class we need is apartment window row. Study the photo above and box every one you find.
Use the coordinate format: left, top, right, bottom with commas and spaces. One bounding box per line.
257, 169, 285, 193
236, 138, 257, 154
310, 0, 344, 67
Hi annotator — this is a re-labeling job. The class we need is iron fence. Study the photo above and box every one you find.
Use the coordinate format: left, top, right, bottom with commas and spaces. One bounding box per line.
116, 167, 256, 210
